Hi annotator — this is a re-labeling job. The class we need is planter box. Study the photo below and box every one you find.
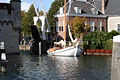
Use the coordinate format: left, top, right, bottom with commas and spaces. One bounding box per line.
86, 49, 112, 53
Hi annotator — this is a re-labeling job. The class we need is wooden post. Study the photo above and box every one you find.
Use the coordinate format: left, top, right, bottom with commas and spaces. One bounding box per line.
111, 35, 120, 80
64, 0, 66, 47
39, 42, 41, 56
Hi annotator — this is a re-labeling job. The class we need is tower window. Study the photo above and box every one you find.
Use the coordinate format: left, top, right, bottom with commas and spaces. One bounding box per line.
8, 10, 11, 14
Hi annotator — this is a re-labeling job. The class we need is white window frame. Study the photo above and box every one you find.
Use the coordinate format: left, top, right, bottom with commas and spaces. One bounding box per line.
56, 21, 60, 32
60, 7, 64, 14
91, 8, 98, 15
74, 7, 81, 14
99, 22, 102, 31
117, 24, 120, 32
90, 21, 95, 32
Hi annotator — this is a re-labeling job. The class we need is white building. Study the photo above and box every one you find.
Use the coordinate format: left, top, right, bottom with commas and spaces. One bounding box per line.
108, 16, 120, 32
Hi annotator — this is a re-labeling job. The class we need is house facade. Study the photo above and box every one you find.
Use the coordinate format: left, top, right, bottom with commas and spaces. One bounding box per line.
94, 0, 120, 32
0, 0, 21, 54
54, 0, 107, 40
108, 16, 120, 32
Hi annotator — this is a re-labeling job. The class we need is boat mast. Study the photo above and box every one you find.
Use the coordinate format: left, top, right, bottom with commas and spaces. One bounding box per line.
64, 0, 67, 47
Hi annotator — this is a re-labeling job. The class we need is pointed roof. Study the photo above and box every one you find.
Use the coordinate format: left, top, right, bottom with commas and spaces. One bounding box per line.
56, 0, 103, 15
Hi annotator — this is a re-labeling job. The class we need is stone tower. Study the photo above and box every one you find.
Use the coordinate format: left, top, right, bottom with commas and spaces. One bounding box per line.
10, 0, 21, 28
0, 0, 21, 54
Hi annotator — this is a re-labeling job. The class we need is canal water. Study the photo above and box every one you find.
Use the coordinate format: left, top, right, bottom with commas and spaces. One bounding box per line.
0, 51, 111, 80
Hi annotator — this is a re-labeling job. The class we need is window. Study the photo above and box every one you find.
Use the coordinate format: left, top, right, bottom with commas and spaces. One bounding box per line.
63, 21, 64, 31
56, 21, 59, 32
99, 22, 102, 31
90, 21, 95, 32
117, 24, 120, 32
60, 7, 64, 14
59, 26, 63, 32
84, 21, 87, 29
74, 7, 81, 14
91, 8, 98, 14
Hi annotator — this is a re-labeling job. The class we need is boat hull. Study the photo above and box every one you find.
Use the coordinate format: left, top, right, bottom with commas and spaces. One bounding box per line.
47, 46, 82, 57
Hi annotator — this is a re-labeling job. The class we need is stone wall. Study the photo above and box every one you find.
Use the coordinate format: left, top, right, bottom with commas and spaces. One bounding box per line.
0, 1, 21, 54
0, 23, 19, 54
111, 35, 120, 80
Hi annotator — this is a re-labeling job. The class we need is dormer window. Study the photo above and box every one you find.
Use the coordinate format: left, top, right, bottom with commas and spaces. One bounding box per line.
74, 7, 81, 14
91, 8, 98, 14
60, 7, 64, 14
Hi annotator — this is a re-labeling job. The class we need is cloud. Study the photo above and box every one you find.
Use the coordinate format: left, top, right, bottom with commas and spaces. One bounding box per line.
0, 0, 10, 3
21, 2, 31, 12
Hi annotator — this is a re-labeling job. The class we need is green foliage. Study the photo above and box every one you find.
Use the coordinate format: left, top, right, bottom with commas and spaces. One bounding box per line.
47, 0, 69, 32
83, 30, 120, 50
21, 4, 36, 35
83, 32, 107, 49
39, 10, 44, 16
104, 39, 113, 50
71, 17, 88, 38
107, 30, 120, 39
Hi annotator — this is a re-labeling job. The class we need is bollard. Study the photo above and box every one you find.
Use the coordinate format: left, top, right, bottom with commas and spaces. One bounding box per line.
1, 53, 6, 61
111, 35, 120, 80
39, 42, 41, 56
1, 66, 6, 73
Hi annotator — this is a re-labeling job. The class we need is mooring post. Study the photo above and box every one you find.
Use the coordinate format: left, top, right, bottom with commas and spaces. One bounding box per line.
0, 42, 7, 73
111, 35, 120, 80
39, 42, 41, 56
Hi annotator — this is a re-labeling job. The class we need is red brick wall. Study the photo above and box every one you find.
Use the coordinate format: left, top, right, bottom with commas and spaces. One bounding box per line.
55, 16, 107, 40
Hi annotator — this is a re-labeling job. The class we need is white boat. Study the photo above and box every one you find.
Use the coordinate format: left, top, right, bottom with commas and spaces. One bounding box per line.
47, 45, 82, 57
47, 0, 82, 57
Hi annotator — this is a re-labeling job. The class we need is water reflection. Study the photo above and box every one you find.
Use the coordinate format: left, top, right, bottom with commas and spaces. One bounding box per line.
0, 51, 111, 80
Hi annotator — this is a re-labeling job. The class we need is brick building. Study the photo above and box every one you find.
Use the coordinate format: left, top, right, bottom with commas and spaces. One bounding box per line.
54, 0, 107, 40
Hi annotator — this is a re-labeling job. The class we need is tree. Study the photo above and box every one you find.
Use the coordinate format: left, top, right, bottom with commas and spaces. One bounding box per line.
71, 16, 87, 38
47, 0, 69, 32
21, 10, 26, 19
39, 10, 44, 16
21, 4, 36, 35
107, 30, 120, 39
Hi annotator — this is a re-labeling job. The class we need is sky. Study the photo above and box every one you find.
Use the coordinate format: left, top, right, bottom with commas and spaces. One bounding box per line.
0, 0, 54, 12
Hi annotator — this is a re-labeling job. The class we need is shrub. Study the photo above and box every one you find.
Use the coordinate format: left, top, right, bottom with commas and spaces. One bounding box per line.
107, 30, 120, 39
104, 39, 113, 50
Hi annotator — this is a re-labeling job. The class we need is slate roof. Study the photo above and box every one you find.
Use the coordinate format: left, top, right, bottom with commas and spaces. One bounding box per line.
94, 0, 108, 11
105, 0, 120, 15
94, 0, 120, 15
56, 0, 103, 15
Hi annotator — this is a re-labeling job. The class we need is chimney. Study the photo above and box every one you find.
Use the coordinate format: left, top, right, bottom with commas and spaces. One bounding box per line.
102, 0, 105, 14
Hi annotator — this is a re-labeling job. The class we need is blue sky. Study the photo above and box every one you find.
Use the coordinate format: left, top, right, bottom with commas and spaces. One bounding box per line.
0, 0, 54, 12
